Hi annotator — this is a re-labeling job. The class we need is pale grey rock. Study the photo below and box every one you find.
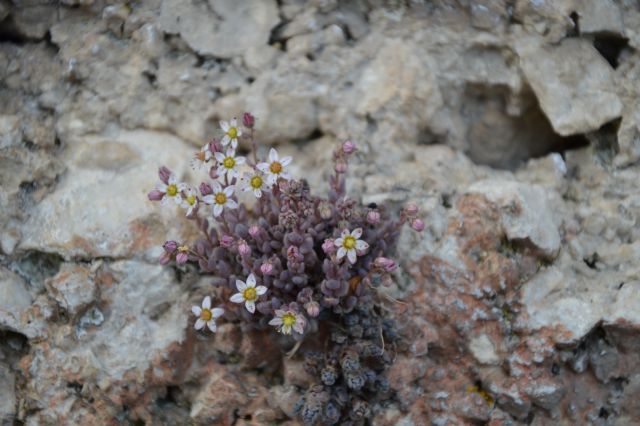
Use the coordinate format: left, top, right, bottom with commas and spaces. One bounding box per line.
18, 130, 199, 260
574, 0, 624, 36
469, 334, 501, 365
158, 0, 279, 59
467, 179, 561, 258
0, 363, 15, 424
518, 38, 623, 136
44, 263, 97, 317
0, 267, 32, 335
0, 115, 21, 148
524, 379, 565, 411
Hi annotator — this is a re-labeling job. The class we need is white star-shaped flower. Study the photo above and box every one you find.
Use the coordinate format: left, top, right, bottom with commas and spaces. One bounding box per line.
202, 182, 237, 217
229, 273, 267, 314
241, 171, 269, 198
191, 143, 212, 171
334, 228, 369, 264
214, 148, 245, 180
180, 187, 199, 216
269, 309, 306, 335
220, 118, 242, 150
157, 173, 186, 205
257, 148, 292, 185
191, 296, 224, 332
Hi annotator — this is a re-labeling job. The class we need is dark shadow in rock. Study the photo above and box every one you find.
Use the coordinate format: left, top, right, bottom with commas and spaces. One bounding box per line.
593, 33, 629, 69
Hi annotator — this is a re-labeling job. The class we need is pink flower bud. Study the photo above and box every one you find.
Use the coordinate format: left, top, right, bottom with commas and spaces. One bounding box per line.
374, 257, 397, 272
220, 235, 234, 248
158, 166, 172, 184
163, 240, 178, 253
411, 218, 425, 232
242, 112, 255, 128
176, 245, 189, 265
199, 182, 213, 196
159, 251, 172, 265
238, 240, 251, 257
209, 167, 219, 180
176, 251, 189, 265
334, 162, 348, 174
260, 262, 273, 275
148, 189, 164, 201
248, 225, 260, 238
342, 140, 357, 154
208, 139, 221, 153
405, 202, 419, 216
366, 210, 381, 225
322, 239, 336, 254
305, 301, 320, 317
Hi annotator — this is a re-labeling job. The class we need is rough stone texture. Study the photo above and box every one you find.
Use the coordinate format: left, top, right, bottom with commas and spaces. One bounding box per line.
1, 1, 640, 425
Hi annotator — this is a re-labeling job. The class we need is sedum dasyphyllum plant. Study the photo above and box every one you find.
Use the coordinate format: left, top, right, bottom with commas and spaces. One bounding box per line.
148, 113, 424, 425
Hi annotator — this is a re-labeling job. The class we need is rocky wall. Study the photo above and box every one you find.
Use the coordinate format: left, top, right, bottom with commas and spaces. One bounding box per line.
1, 0, 640, 425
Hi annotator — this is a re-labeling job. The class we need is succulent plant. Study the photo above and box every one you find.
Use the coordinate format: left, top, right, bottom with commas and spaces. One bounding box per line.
148, 113, 422, 424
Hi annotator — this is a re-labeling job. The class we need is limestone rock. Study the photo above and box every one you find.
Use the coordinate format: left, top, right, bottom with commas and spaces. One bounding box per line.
467, 179, 561, 258
17, 130, 199, 260
518, 38, 623, 136
44, 263, 97, 317
0, 267, 32, 335
469, 334, 501, 366
158, 0, 279, 59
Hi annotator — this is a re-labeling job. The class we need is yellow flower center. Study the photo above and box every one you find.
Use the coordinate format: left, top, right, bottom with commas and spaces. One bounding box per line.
343, 236, 356, 250
187, 195, 197, 205
200, 308, 212, 321
250, 175, 263, 189
178, 245, 189, 253
243, 287, 257, 301
166, 184, 178, 196
215, 192, 227, 205
282, 313, 296, 327
270, 161, 282, 174
223, 156, 235, 169
227, 127, 238, 139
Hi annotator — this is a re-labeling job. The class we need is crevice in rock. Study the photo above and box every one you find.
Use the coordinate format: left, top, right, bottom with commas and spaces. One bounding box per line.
586, 118, 621, 166
8, 250, 63, 291
463, 85, 589, 169
592, 33, 629, 69
268, 20, 288, 51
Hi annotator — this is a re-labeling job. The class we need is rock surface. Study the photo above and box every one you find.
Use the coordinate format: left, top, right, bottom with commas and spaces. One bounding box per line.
1, 1, 640, 425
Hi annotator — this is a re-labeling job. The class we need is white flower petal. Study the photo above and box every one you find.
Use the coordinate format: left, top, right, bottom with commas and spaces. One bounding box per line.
173, 195, 183, 204
230, 118, 238, 127
221, 135, 230, 145
211, 182, 222, 193
157, 183, 167, 192
168, 175, 177, 185
202, 296, 211, 309
235, 156, 246, 165
280, 156, 292, 166
341, 229, 350, 238
202, 194, 214, 205
230, 293, 245, 303
254, 189, 262, 198
269, 317, 283, 326
207, 321, 217, 332
347, 249, 357, 264
334, 238, 344, 247
293, 322, 304, 334
256, 163, 269, 173
236, 279, 247, 291
194, 318, 205, 330
220, 120, 229, 131
214, 152, 225, 162
231, 138, 237, 150
351, 228, 363, 239
281, 324, 292, 335
355, 240, 369, 250
212, 308, 225, 318
246, 274, 256, 287
223, 186, 235, 196
245, 301, 255, 313
269, 148, 278, 162
191, 306, 202, 316
226, 199, 238, 209
213, 204, 223, 216
337, 247, 346, 259
256, 286, 267, 296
